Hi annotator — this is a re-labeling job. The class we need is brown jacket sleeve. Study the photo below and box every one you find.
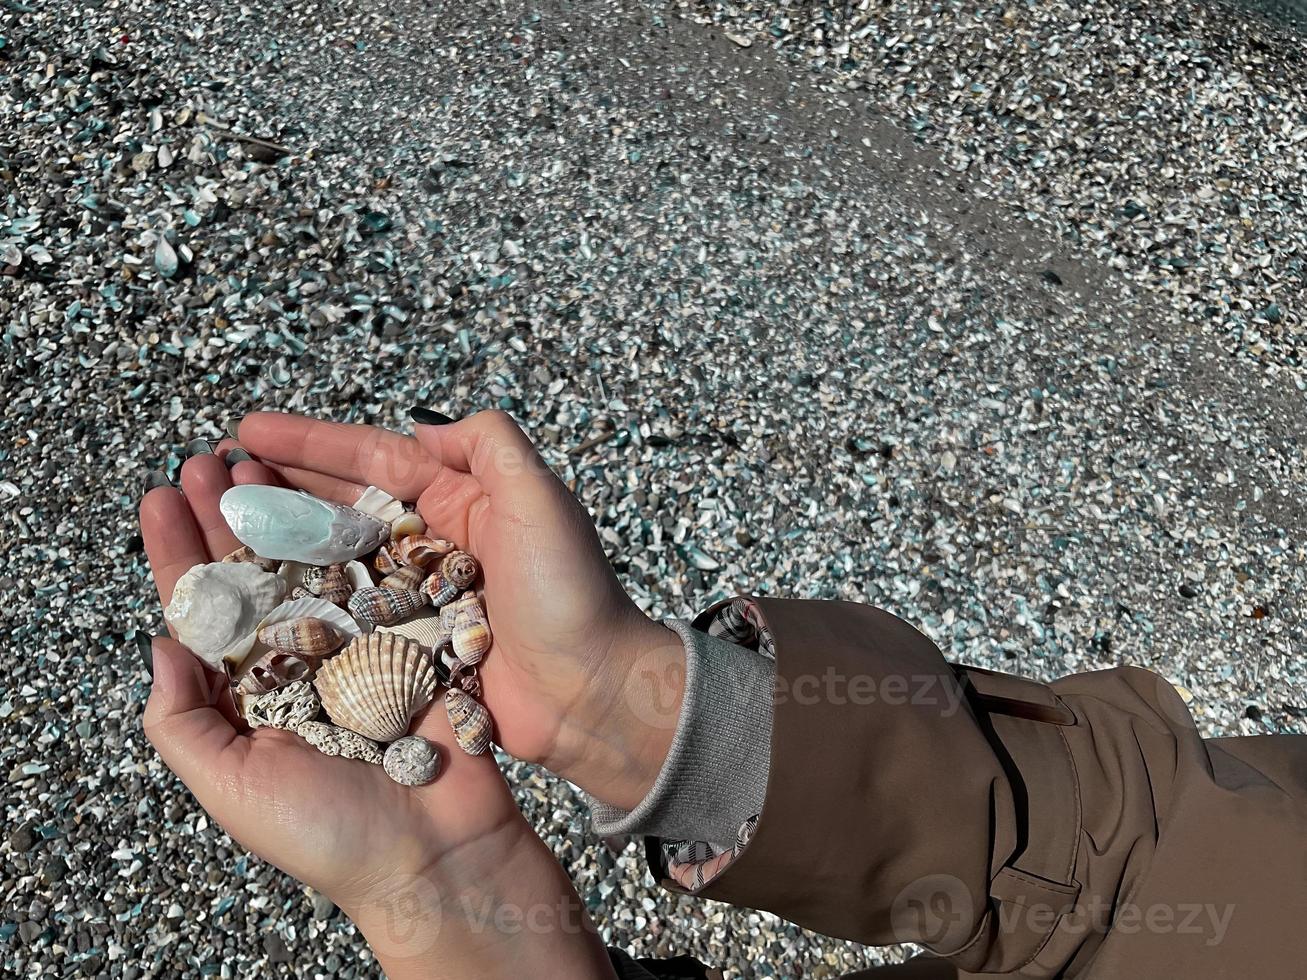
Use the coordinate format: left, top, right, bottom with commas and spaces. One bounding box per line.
642, 597, 1307, 978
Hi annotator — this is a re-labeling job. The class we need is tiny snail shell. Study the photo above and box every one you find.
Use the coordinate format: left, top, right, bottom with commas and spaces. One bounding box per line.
383, 736, 441, 786
373, 543, 402, 575
445, 689, 492, 755
379, 564, 426, 593
222, 545, 280, 573
451, 609, 491, 667
347, 587, 428, 628
421, 571, 460, 609
389, 512, 428, 542
395, 535, 456, 568
257, 616, 346, 657
312, 563, 354, 606
440, 551, 479, 589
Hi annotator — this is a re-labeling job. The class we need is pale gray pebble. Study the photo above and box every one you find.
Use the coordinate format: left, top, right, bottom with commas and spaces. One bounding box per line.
383, 736, 442, 786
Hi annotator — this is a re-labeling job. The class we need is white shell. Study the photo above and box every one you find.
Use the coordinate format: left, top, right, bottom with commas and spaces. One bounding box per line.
383, 736, 441, 786
295, 720, 383, 764
344, 559, 374, 592
353, 485, 407, 523
220, 485, 390, 564
389, 512, 428, 541
164, 561, 287, 669
377, 607, 450, 652
245, 681, 321, 730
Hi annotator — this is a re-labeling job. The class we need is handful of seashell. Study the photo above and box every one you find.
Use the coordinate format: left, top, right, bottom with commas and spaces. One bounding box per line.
162, 484, 494, 786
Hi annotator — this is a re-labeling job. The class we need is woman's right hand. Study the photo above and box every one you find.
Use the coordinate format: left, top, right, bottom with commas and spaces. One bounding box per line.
140, 452, 616, 980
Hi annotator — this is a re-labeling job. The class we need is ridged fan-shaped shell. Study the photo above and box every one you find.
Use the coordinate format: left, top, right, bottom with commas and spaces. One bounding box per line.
314, 632, 439, 742
445, 689, 492, 755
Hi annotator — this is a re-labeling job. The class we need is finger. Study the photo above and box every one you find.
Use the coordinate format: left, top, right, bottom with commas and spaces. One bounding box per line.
143, 640, 242, 792
412, 409, 553, 499
179, 454, 242, 559
237, 413, 439, 501
258, 461, 369, 507
140, 485, 209, 611
213, 439, 287, 489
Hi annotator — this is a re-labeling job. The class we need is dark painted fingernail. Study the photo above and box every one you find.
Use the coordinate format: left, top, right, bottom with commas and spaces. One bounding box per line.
142, 470, 171, 497
225, 416, 244, 439
185, 438, 214, 458
410, 407, 456, 425
225, 448, 253, 467
133, 631, 156, 678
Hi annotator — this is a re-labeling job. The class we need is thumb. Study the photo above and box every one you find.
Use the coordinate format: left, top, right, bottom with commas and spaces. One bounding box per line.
143, 640, 241, 790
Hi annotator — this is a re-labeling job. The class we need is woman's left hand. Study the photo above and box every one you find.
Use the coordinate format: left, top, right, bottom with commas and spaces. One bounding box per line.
139, 451, 616, 980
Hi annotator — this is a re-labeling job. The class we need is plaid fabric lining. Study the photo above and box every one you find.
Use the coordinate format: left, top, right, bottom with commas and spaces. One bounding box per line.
660, 598, 773, 891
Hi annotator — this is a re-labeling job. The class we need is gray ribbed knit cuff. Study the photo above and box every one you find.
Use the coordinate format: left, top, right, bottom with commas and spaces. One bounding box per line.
588, 619, 774, 845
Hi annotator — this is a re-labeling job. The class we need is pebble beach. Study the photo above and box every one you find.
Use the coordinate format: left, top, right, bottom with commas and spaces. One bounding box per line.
2, 0, 1306, 975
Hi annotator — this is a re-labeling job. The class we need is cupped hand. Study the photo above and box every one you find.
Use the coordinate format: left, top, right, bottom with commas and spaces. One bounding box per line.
226, 410, 686, 809
139, 452, 615, 980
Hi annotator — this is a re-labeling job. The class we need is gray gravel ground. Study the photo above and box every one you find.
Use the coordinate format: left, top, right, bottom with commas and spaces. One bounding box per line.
3, 0, 1306, 976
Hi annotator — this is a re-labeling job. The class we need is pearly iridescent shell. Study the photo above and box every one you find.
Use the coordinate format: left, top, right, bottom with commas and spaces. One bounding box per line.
383, 736, 441, 786
296, 720, 384, 764
257, 616, 347, 657
395, 535, 455, 567
440, 551, 479, 589
445, 689, 492, 755
164, 561, 287, 669
221, 485, 390, 564
348, 587, 427, 628
379, 564, 426, 593
352, 485, 407, 523
314, 632, 440, 742
451, 609, 491, 667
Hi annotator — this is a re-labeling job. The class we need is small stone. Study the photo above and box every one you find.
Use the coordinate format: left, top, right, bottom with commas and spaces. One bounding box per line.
383, 736, 441, 786
263, 932, 292, 963
9, 824, 37, 852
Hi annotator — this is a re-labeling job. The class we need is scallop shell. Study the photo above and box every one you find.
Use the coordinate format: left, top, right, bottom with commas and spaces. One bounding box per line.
395, 535, 456, 567
379, 564, 426, 593
237, 651, 316, 696
420, 571, 460, 608
440, 551, 479, 589
373, 543, 402, 575
451, 609, 491, 667
389, 512, 427, 541
313, 632, 440, 742
296, 720, 384, 764
352, 485, 407, 523
244, 680, 320, 729
222, 545, 280, 573
445, 689, 492, 755
257, 617, 347, 657
377, 607, 450, 650
348, 587, 427, 628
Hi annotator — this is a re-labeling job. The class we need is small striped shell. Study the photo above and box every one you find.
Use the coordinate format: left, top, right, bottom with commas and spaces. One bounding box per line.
395, 535, 456, 567
237, 651, 315, 696
440, 551, 479, 589
421, 571, 460, 608
257, 616, 346, 657
389, 512, 427, 541
451, 609, 491, 667
373, 543, 402, 575
348, 587, 427, 628
445, 689, 492, 755
379, 564, 426, 593
314, 632, 440, 742
222, 545, 280, 573
313, 563, 354, 606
